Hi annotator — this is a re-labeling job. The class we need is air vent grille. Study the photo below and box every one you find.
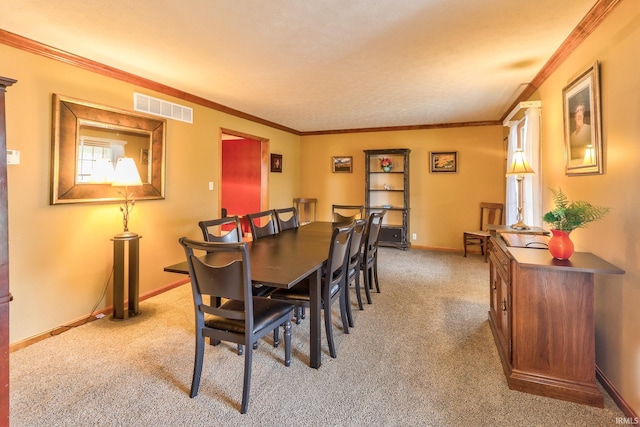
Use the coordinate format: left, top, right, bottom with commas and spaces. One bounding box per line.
133, 92, 193, 123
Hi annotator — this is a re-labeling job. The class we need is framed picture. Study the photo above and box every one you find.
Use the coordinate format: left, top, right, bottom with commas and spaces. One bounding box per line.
430, 151, 458, 173
562, 61, 602, 175
140, 148, 149, 165
332, 156, 353, 173
270, 153, 282, 173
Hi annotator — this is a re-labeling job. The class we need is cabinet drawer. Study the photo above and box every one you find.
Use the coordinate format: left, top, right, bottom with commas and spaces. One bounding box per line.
379, 227, 403, 243
489, 239, 510, 282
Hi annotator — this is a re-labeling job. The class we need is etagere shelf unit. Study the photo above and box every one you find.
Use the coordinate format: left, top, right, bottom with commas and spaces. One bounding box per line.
364, 149, 410, 249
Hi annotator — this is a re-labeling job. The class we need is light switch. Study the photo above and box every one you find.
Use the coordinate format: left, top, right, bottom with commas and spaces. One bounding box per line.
208, 181, 214, 190
6, 150, 20, 165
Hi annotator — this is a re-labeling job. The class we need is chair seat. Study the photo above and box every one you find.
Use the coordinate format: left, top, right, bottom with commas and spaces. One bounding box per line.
464, 230, 490, 237
205, 297, 294, 335
270, 279, 340, 304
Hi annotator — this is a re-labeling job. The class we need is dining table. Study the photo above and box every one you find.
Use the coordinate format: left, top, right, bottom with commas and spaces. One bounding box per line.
164, 221, 340, 369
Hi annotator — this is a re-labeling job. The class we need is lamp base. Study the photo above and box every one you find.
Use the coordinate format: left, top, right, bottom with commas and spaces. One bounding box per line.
510, 221, 530, 230
114, 231, 139, 239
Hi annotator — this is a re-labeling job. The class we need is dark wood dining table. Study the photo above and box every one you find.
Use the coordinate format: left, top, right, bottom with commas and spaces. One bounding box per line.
164, 221, 339, 369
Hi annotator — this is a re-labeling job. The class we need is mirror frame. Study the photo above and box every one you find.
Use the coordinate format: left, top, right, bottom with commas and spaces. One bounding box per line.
51, 94, 166, 204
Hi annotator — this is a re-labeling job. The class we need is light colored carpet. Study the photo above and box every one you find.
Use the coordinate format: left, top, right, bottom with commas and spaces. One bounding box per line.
10, 249, 623, 426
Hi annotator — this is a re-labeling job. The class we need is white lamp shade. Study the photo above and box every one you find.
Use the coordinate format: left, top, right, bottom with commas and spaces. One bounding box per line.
506, 149, 535, 176
112, 158, 143, 187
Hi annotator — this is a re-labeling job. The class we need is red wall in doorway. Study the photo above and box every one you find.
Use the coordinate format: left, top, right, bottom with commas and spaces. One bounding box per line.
221, 138, 261, 230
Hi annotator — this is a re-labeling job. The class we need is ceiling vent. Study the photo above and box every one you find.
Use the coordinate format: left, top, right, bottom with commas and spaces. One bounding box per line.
133, 92, 193, 123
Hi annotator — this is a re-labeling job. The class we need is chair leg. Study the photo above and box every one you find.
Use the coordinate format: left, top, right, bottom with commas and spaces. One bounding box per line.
240, 344, 253, 414
344, 278, 354, 328
283, 320, 292, 367
237, 344, 243, 355
293, 307, 302, 324
190, 335, 204, 398
354, 272, 364, 310
273, 327, 280, 348
363, 266, 373, 304
373, 257, 381, 293
325, 306, 337, 358
339, 286, 350, 334
463, 234, 468, 257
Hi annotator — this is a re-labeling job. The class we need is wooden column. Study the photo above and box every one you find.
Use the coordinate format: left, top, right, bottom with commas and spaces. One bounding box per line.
0, 76, 17, 425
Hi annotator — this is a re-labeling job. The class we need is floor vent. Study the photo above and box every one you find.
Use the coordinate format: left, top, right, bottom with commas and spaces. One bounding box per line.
133, 92, 193, 123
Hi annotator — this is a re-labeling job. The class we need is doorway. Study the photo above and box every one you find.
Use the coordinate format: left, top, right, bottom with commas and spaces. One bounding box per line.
220, 128, 269, 234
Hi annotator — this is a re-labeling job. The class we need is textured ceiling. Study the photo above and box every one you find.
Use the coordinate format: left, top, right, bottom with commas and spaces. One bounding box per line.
1, 0, 598, 132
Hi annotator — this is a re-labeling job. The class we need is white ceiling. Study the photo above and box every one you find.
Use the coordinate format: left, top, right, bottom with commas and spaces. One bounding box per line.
1, 0, 598, 132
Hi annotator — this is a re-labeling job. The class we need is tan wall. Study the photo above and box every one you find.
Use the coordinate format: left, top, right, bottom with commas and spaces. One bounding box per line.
2, 44, 300, 343
535, 0, 640, 413
299, 126, 505, 249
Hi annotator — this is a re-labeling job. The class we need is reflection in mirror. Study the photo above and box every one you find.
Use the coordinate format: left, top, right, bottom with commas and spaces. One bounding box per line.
51, 94, 166, 204
76, 122, 151, 185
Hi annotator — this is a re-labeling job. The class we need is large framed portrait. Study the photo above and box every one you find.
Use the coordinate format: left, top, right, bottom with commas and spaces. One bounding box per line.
562, 62, 602, 175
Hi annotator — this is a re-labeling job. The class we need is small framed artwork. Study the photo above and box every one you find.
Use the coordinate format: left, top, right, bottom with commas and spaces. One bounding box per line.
270, 153, 282, 173
430, 151, 458, 173
562, 61, 602, 175
332, 156, 353, 173
140, 148, 149, 165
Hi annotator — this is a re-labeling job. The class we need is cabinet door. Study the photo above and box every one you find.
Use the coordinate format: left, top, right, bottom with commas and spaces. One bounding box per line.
499, 273, 511, 362
489, 253, 499, 320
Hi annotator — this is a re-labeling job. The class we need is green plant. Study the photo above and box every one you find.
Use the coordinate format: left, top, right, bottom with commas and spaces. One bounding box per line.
542, 188, 610, 232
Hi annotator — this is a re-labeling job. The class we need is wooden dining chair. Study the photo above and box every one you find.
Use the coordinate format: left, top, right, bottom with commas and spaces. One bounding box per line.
293, 198, 317, 225
198, 216, 243, 243
274, 207, 299, 231
246, 210, 279, 239
332, 204, 365, 223
345, 219, 368, 322
360, 211, 384, 305
463, 202, 504, 262
178, 238, 295, 414
270, 223, 354, 358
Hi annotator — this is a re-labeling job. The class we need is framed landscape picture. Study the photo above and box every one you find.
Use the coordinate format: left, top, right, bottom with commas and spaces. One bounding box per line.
332, 156, 353, 173
562, 61, 602, 175
430, 151, 458, 173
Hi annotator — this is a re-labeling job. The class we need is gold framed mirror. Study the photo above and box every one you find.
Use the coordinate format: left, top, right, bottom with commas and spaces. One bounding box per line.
51, 94, 166, 204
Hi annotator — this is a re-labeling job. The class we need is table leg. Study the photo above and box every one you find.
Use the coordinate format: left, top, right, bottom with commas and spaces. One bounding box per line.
309, 268, 322, 369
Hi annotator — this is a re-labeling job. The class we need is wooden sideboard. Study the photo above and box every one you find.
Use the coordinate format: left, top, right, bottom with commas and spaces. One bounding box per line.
488, 231, 624, 407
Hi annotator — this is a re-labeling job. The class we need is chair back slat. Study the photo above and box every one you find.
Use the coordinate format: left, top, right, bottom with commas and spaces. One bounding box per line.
275, 207, 299, 231
479, 202, 504, 231
246, 210, 279, 239
332, 204, 365, 223
198, 216, 243, 243
327, 225, 354, 287
348, 219, 367, 270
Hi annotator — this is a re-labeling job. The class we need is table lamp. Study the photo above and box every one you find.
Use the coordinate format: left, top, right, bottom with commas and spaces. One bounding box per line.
112, 157, 143, 237
506, 148, 535, 230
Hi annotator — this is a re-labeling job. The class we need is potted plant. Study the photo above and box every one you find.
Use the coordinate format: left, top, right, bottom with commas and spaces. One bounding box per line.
542, 188, 610, 259
379, 157, 392, 172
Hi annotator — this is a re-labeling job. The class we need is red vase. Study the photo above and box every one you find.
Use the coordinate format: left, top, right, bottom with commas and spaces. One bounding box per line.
548, 229, 574, 260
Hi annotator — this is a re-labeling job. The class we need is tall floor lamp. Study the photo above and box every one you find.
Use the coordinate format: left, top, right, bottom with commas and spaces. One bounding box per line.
506, 148, 535, 230
111, 158, 143, 320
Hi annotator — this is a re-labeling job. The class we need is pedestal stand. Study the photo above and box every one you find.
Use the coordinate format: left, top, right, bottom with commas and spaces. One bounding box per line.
111, 232, 141, 320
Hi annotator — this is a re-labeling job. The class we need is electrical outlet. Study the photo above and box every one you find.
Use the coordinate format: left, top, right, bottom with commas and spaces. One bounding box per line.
412, 233, 417, 240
